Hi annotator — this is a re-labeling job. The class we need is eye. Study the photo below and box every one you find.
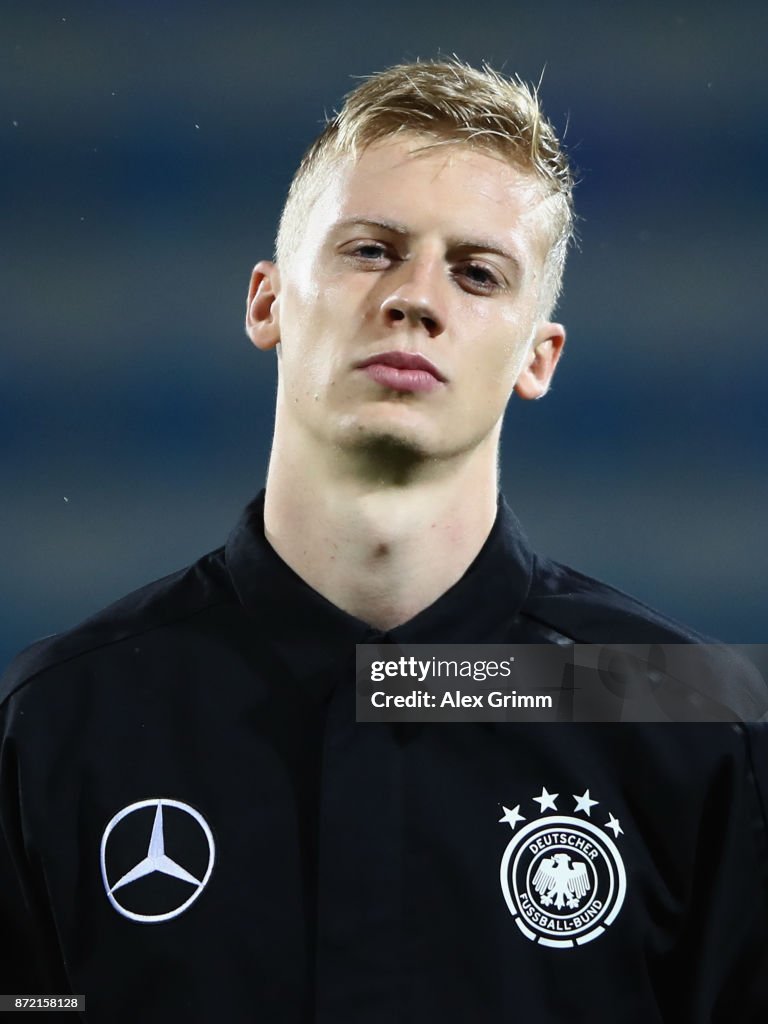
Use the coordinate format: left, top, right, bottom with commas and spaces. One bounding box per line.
455, 261, 502, 294
345, 242, 392, 263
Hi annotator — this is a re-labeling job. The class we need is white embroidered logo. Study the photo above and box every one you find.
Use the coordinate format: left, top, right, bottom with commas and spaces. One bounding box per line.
100, 798, 215, 923
499, 787, 626, 948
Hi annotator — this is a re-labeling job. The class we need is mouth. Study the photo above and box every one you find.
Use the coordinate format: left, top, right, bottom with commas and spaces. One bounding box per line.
355, 351, 447, 394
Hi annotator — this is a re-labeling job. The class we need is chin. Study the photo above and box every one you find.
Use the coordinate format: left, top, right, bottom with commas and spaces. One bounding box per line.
335, 404, 428, 448
350, 434, 434, 484
344, 423, 430, 459
330, 413, 436, 475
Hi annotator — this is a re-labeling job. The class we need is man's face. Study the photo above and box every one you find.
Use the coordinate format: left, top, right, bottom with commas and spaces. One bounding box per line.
249, 135, 564, 462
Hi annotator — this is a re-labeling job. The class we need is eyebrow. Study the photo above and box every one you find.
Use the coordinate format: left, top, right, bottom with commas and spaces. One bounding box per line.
331, 217, 523, 271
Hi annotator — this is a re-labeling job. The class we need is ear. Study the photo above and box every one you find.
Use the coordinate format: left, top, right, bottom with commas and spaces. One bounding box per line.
513, 321, 566, 400
245, 260, 281, 350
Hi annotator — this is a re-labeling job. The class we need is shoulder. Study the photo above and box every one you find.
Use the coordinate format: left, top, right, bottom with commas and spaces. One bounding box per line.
524, 553, 712, 643
523, 554, 768, 722
0, 546, 232, 706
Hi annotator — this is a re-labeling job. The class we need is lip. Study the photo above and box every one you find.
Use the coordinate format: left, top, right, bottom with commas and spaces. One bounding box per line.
356, 351, 447, 394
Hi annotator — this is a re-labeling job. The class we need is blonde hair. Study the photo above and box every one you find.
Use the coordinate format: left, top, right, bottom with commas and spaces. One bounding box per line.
275, 58, 574, 315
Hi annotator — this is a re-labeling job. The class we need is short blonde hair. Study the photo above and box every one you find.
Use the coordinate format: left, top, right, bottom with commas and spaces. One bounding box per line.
275, 58, 575, 315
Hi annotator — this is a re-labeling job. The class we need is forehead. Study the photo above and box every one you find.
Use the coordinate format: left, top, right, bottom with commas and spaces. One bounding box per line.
306, 135, 552, 257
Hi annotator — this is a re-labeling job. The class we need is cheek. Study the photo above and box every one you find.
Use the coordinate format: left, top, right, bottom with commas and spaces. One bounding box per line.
461, 351, 516, 423
475, 329, 531, 390
497, 311, 537, 379
278, 295, 345, 395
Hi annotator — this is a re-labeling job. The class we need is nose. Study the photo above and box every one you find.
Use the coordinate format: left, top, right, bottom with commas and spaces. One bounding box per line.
379, 258, 446, 338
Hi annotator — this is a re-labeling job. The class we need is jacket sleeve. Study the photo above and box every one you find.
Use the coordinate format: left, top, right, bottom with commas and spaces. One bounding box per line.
739, 721, 768, 1019
0, 694, 72, 1001
709, 722, 768, 1022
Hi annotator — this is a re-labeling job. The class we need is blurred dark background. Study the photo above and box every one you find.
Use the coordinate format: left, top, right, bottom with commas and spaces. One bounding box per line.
2, 2, 766, 671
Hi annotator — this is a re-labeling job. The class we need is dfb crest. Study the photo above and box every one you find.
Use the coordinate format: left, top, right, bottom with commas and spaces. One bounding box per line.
499, 787, 627, 948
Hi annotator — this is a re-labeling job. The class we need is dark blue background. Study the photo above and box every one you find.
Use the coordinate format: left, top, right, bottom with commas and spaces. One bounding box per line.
2, 2, 766, 671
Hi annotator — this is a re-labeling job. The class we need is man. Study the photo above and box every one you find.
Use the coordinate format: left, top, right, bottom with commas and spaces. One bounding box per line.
1, 59, 766, 1022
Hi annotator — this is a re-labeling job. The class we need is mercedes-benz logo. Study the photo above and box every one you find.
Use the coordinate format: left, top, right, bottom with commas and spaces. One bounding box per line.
100, 798, 216, 923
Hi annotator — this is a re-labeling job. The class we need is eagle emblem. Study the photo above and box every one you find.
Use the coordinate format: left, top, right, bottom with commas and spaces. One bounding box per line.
533, 853, 590, 909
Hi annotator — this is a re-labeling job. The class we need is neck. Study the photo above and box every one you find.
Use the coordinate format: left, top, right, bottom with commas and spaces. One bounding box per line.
262, 422, 500, 630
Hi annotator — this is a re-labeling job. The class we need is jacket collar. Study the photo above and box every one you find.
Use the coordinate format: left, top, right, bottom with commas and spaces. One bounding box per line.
226, 490, 534, 656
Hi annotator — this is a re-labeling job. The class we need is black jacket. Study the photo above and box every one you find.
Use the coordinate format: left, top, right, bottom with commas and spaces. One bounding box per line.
1, 492, 766, 1022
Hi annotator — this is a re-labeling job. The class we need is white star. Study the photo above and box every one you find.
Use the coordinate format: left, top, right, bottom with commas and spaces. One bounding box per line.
532, 787, 559, 812
573, 789, 599, 816
605, 813, 624, 837
498, 805, 526, 830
